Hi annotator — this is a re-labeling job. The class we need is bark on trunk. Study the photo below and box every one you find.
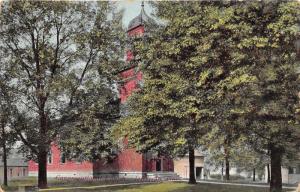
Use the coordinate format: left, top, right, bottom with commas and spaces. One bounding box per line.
270, 146, 282, 192
225, 156, 230, 181
33, 32, 49, 189
188, 146, 196, 184
224, 145, 230, 181
267, 164, 270, 183
221, 163, 224, 181
38, 113, 48, 189
253, 168, 256, 182
1, 123, 7, 187
38, 149, 47, 189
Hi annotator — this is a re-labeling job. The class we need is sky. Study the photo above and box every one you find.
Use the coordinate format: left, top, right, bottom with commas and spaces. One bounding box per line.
116, 0, 154, 28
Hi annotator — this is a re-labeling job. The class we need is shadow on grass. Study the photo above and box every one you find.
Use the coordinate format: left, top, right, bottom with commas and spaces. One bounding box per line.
172, 183, 291, 192
49, 184, 148, 192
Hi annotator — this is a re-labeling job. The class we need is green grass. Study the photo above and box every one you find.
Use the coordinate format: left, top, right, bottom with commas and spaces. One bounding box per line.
47, 182, 293, 192
2, 177, 66, 191
2, 177, 158, 191
3, 178, 294, 192
106, 182, 292, 192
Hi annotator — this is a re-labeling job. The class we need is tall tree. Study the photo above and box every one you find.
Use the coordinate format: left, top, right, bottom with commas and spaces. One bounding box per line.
0, 44, 18, 187
113, 1, 228, 184
0, 79, 16, 187
233, 2, 300, 192
115, 2, 300, 190
197, 2, 299, 191
0, 1, 124, 188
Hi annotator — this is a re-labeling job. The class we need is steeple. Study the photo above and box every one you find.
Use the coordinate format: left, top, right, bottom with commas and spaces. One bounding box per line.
127, 1, 154, 32
141, 1, 144, 9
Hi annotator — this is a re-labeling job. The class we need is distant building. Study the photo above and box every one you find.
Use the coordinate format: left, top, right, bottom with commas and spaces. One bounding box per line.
174, 150, 204, 179
264, 165, 300, 184
283, 164, 300, 184
0, 149, 28, 184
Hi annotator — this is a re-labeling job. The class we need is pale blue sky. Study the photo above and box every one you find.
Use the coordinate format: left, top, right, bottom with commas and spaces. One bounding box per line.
116, 1, 154, 28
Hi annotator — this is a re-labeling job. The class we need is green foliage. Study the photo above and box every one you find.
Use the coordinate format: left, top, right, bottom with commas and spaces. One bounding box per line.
0, 1, 124, 161
114, 3, 299, 189
236, 1, 300, 156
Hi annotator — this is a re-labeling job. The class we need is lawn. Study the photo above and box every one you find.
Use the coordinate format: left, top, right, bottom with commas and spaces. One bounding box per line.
2, 177, 160, 191
3, 178, 294, 192
44, 182, 293, 192
2, 177, 66, 191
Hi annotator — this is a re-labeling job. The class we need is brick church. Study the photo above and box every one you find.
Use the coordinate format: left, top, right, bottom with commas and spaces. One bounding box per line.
28, 4, 174, 179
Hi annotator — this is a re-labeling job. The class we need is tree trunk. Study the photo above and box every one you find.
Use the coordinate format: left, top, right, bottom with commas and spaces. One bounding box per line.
188, 146, 196, 184
225, 156, 230, 181
38, 113, 48, 189
224, 145, 230, 181
38, 149, 47, 189
270, 146, 282, 192
221, 163, 224, 181
1, 123, 7, 187
253, 168, 256, 182
267, 164, 270, 183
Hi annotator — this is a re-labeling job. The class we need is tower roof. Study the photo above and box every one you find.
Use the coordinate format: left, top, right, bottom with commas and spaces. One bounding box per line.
127, 2, 154, 31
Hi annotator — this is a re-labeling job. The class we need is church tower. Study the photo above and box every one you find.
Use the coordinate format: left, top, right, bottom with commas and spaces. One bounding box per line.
117, 2, 174, 177
119, 1, 152, 103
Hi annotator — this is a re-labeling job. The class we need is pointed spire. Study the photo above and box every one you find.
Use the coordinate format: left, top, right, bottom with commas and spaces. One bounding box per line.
127, 1, 155, 31
140, 1, 144, 23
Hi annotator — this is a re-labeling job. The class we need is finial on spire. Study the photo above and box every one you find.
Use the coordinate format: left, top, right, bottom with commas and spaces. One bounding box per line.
141, 1, 144, 8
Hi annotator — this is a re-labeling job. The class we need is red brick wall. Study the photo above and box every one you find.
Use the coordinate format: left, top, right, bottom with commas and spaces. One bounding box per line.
93, 137, 143, 173
92, 139, 142, 173
163, 157, 174, 172
28, 144, 93, 173
120, 24, 144, 103
120, 69, 142, 103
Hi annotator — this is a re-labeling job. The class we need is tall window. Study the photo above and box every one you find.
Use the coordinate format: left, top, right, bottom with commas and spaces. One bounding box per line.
47, 150, 52, 164
60, 152, 66, 164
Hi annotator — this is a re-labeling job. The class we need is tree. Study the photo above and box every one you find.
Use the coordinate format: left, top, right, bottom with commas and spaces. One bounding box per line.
202, 126, 241, 181
197, 2, 299, 191
114, 2, 299, 190
57, 3, 124, 163
0, 78, 16, 187
0, 1, 124, 188
0, 47, 19, 187
232, 2, 300, 192
114, 1, 227, 184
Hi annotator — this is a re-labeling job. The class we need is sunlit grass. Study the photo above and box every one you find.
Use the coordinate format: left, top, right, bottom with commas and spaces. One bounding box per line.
111, 182, 291, 192
114, 182, 188, 192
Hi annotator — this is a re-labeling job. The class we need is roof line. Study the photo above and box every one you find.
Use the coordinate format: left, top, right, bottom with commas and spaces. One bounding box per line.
126, 24, 143, 33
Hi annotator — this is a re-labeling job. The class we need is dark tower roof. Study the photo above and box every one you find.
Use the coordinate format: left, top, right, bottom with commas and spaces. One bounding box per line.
127, 2, 154, 31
